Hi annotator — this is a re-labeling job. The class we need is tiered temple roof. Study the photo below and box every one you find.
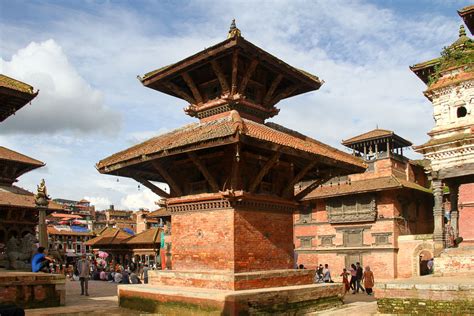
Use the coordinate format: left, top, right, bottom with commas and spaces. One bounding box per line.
0, 74, 38, 122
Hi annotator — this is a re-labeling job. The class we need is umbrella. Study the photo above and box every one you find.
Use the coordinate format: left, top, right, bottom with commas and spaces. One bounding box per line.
98, 251, 109, 259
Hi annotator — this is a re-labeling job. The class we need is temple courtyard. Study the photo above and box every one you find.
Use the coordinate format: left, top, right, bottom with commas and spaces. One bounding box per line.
23, 279, 377, 315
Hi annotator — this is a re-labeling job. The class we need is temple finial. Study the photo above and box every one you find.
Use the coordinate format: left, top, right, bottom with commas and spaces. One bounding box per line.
460, 24, 466, 37
228, 19, 241, 39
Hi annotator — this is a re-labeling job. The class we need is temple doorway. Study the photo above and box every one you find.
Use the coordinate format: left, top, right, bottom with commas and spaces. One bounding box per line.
419, 250, 433, 276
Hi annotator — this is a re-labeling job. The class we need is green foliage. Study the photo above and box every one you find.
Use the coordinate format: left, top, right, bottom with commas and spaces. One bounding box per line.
427, 40, 474, 86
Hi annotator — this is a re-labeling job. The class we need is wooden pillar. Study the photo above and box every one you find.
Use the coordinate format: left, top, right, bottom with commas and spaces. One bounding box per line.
386, 141, 390, 157
449, 183, 460, 237
375, 143, 379, 159
38, 207, 48, 248
363, 145, 367, 160
432, 179, 445, 254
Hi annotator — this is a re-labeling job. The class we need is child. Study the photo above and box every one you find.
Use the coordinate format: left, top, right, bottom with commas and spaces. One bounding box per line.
340, 268, 350, 293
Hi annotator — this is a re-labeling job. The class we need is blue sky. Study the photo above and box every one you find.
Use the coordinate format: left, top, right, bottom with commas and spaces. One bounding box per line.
0, 0, 472, 210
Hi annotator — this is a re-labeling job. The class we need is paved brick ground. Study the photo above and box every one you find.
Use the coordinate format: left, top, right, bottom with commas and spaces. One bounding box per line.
25, 279, 143, 315
24, 279, 377, 315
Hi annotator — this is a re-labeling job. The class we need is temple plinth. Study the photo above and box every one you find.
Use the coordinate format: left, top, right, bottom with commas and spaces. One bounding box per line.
97, 22, 366, 314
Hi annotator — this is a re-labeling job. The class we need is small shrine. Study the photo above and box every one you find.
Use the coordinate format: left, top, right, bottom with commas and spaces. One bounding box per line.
97, 22, 366, 314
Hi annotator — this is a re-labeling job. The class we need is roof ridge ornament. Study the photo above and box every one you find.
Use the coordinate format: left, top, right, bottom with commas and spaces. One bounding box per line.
460, 24, 467, 38
228, 19, 241, 39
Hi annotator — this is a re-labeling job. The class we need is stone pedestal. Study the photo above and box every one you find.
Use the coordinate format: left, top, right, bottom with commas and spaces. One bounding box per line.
0, 272, 65, 309
119, 283, 344, 315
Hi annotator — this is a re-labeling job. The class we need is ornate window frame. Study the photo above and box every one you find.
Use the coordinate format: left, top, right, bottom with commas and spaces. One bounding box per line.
326, 195, 377, 224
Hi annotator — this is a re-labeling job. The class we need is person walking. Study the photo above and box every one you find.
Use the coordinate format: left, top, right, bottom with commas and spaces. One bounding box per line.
363, 266, 375, 295
349, 264, 357, 294
356, 262, 365, 293
142, 264, 150, 284
77, 254, 91, 296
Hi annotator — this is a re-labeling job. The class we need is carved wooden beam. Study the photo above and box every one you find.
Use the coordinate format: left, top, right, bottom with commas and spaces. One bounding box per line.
268, 85, 298, 107
249, 151, 280, 193
263, 74, 283, 106
283, 161, 317, 196
238, 58, 259, 94
231, 50, 239, 95
187, 152, 220, 192
151, 161, 183, 196
162, 81, 196, 104
210, 60, 230, 94
294, 178, 325, 200
133, 176, 170, 198
182, 72, 203, 104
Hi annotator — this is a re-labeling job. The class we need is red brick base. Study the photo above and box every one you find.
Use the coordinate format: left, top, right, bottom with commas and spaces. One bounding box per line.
149, 269, 315, 290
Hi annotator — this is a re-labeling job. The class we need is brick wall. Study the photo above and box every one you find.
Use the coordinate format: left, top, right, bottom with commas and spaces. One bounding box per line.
172, 209, 235, 271
234, 209, 293, 272
459, 183, 474, 246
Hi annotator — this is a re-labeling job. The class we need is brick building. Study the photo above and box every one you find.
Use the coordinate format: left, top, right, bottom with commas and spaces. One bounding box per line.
94, 206, 136, 233
295, 129, 433, 279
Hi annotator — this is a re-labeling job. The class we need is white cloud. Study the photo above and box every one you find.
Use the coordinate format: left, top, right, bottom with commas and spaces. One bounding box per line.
0, 39, 121, 135
120, 188, 163, 212
84, 196, 112, 211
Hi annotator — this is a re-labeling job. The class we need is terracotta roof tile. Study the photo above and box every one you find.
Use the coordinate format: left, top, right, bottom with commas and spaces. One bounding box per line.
97, 117, 236, 169
124, 228, 161, 245
98, 112, 365, 172
0, 74, 36, 94
0, 147, 44, 166
85, 227, 132, 246
301, 175, 431, 200
149, 208, 171, 218
0, 185, 63, 210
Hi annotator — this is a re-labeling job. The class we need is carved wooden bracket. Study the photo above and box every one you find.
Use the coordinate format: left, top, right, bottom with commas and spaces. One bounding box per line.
249, 150, 280, 193
151, 160, 183, 196
187, 152, 220, 192
182, 72, 203, 104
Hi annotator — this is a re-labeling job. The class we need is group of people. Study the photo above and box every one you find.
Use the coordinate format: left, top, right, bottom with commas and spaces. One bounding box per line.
340, 262, 374, 295
298, 261, 375, 296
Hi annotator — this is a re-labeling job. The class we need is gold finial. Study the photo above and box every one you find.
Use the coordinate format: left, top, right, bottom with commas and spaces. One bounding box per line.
227, 19, 241, 39
459, 25, 467, 37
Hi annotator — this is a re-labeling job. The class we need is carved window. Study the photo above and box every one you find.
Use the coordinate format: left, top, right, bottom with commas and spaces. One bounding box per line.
343, 229, 364, 247
298, 236, 313, 248
319, 235, 335, 247
326, 195, 376, 224
457, 106, 467, 118
299, 205, 312, 223
372, 233, 392, 245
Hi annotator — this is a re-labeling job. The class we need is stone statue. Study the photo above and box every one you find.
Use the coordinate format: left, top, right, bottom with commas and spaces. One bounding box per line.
35, 179, 50, 207
5, 233, 37, 270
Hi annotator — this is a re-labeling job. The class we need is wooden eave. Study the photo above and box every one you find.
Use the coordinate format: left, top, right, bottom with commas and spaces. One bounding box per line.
97, 134, 240, 176
459, 5, 474, 35
409, 58, 441, 85
342, 133, 412, 150
0, 86, 38, 122
140, 36, 322, 102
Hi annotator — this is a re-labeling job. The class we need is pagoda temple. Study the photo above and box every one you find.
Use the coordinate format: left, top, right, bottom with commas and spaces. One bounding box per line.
0, 74, 38, 122
411, 21, 474, 260
296, 129, 433, 279
97, 22, 366, 314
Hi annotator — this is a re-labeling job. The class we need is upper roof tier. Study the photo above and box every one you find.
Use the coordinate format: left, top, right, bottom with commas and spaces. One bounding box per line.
0, 146, 45, 185
138, 21, 323, 122
342, 128, 412, 152
410, 25, 473, 87
0, 74, 38, 123
459, 5, 474, 35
